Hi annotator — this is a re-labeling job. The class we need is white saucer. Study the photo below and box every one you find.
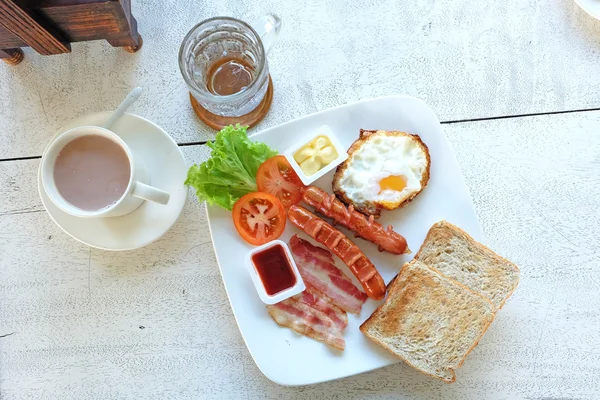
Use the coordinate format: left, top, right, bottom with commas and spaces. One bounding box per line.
574, 0, 600, 19
38, 112, 187, 251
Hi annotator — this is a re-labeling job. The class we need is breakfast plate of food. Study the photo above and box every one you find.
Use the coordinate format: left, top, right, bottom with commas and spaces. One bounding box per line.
186, 95, 520, 386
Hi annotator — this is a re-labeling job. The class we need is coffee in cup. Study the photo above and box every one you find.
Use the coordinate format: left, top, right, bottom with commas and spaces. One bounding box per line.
53, 134, 131, 211
41, 126, 170, 218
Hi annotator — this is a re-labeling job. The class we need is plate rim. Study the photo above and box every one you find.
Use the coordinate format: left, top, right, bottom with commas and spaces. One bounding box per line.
574, 0, 600, 19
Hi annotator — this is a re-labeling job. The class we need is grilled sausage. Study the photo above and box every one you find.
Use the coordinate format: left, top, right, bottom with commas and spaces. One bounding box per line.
302, 186, 410, 255
288, 205, 386, 300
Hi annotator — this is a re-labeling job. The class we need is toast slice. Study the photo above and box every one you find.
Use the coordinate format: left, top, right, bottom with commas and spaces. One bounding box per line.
360, 260, 495, 383
415, 221, 520, 309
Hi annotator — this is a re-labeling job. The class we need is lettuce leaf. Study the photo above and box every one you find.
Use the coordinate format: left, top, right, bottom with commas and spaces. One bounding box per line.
185, 124, 278, 210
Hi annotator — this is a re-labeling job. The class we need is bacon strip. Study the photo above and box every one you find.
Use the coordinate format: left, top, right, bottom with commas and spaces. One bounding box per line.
266, 297, 345, 350
289, 234, 367, 314
303, 186, 410, 254
293, 287, 348, 330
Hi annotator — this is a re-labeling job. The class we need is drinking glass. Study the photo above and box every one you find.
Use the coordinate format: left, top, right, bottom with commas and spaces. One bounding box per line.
178, 15, 281, 128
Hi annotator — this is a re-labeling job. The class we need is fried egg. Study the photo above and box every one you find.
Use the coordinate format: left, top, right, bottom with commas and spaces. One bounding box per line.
332, 130, 430, 217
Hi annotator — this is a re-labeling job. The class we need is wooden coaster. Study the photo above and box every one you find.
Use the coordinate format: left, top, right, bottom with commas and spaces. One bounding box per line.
190, 76, 273, 130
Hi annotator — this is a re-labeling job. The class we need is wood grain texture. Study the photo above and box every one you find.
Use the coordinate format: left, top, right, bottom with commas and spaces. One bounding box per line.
0, 47, 22, 63
0, 0, 71, 54
1, 0, 600, 158
1, 111, 600, 398
0, 0, 137, 48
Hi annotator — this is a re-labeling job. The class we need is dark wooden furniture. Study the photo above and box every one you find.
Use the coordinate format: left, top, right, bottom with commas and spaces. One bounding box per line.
0, 0, 142, 65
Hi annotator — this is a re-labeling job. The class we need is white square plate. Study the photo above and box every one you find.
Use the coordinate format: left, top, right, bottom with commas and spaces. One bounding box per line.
206, 95, 483, 386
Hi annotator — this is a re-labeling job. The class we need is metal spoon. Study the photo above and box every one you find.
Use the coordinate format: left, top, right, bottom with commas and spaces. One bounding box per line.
103, 87, 143, 130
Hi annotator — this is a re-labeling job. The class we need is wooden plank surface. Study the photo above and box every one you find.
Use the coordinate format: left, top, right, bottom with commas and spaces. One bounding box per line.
1, 0, 600, 158
2, 111, 600, 398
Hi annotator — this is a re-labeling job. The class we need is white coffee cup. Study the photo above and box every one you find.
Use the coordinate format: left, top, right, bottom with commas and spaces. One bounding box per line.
41, 126, 170, 218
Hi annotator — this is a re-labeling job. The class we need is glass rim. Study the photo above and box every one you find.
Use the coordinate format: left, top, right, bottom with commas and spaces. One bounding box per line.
178, 16, 267, 104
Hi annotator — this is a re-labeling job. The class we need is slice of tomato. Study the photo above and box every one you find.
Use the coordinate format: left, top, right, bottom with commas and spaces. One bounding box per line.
256, 155, 305, 209
232, 192, 286, 245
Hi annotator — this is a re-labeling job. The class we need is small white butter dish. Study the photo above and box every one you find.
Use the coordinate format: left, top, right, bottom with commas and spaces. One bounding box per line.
283, 125, 348, 186
246, 240, 305, 305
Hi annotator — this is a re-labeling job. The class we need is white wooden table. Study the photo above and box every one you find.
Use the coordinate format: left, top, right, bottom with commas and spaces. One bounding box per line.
1, 1, 600, 398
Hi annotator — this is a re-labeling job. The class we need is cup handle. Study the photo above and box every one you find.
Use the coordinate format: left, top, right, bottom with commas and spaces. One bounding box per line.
251, 14, 282, 55
132, 181, 170, 205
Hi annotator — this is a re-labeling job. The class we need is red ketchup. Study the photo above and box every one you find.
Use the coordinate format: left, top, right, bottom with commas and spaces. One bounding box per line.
251, 244, 297, 296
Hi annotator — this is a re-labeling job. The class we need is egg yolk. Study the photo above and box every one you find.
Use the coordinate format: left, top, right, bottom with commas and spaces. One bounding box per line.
379, 175, 406, 193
